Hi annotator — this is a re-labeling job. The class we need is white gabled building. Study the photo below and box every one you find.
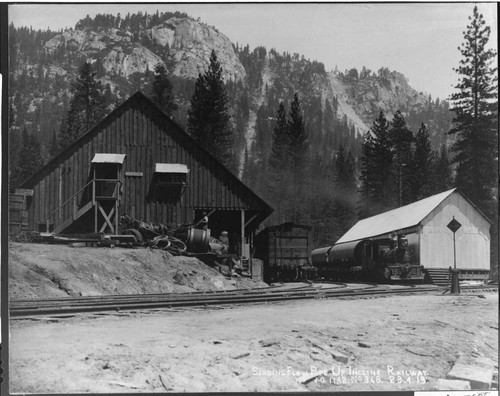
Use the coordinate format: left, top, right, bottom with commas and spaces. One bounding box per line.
337, 188, 491, 279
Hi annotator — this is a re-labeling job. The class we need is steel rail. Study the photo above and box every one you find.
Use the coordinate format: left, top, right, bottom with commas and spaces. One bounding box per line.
10, 284, 497, 318
10, 282, 356, 307
10, 283, 324, 305
7, 284, 462, 318
10, 289, 323, 311
9, 283, 376, 310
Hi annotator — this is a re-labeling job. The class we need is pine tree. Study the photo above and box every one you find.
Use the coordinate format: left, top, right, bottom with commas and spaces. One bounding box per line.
389, 110, 414, 206
49, 128, 59, 158
287, 93, 309, 171
449, 6, 498, 274
431, 144, 454, 193
187, 50, 236, 172
267, 101, 292, 223
59, 61, 106, 150
410, 123, 433, 200
335, 145, 356, 188
11, 127, 44, 189
268, 101, 289, 171
449, 5, 498, 214
241, 145, 258, 189
333, 145, 357, 236
253, 104, 272, 167
150, 62, 178, 117
287, 93, 309, 223
8, 109, 22, 191
322, 99, 336, 156
359, 111, 395, 218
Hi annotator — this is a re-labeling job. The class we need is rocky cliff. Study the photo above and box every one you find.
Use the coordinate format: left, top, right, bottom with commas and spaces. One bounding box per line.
327, 69, 431, 134
9, 13, 451, 168
44, 18, 246, 82
150, 18, 246, 82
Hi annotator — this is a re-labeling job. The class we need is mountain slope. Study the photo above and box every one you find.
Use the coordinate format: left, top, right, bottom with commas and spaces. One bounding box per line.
44, 18, 246, 83
8, 12, 451, 175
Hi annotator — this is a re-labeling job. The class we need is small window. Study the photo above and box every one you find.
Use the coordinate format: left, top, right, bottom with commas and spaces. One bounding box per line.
153, 163, 189, 202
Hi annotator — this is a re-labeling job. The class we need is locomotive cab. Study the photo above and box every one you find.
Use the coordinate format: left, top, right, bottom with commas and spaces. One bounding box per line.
398, 235, 408, 248
378, 234, 423, 281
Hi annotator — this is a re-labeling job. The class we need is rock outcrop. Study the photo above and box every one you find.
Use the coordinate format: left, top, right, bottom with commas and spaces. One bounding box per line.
147, 18, 246, 82
44, 18, 246, 82
100, 45, 163, 77
326, 70, 430, 135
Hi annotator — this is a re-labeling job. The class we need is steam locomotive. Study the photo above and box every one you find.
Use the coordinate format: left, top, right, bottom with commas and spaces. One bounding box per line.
311, 234, 425, 282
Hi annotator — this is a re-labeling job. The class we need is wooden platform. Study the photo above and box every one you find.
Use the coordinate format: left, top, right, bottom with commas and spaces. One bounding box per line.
426, 268, 490, 286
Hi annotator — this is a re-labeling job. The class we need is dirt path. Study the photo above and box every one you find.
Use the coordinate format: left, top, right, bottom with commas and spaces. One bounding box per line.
10, 292, 497, 393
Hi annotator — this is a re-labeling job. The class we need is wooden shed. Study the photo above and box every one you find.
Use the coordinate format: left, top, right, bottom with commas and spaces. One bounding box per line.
335, 188, 491, 283
18, 91, 273, 255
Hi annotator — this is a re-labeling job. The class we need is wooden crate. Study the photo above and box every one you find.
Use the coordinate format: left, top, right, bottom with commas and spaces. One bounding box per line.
9, 209, 28, 222
9, 224, 22, 234
14, 188, 34, 196
9, 192, 30, 234
9, 200, 25, 210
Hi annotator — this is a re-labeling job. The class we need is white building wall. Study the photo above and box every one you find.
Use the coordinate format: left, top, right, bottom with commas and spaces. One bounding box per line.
406, 232, 420, 263
419, 192, 490, 270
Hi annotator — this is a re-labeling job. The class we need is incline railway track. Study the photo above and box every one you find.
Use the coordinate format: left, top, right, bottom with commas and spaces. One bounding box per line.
10, 282, 498, 318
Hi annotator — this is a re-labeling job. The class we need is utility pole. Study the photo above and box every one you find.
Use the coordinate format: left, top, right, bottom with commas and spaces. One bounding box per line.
447, 216, 462, 293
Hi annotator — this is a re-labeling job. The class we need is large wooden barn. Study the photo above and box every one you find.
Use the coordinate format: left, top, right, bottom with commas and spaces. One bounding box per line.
336, 188, 491, 282
17, 91, 273, 256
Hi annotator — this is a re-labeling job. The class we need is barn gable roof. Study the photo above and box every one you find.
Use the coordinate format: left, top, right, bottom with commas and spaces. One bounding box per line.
336, 188, 459, 244
20, 91, 273, 220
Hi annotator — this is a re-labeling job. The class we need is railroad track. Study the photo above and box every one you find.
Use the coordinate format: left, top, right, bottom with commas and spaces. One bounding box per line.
10, 283, 497, 318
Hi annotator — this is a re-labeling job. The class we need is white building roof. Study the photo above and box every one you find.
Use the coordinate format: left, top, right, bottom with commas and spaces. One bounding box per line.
155, 163, 189, 174
91, 153, 126, 164
336, 188, 456, 244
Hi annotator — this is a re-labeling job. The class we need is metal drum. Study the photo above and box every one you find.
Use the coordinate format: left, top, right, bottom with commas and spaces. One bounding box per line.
186, 228, 210, 253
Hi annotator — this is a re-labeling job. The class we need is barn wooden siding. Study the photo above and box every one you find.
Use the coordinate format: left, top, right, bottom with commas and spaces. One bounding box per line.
23, 92, 271, 231
419, 192, 490, 270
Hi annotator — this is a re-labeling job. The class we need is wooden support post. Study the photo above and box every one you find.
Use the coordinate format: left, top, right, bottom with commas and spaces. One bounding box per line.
95, 202, 99, 233
59, 167, 63, 225
115, 200, 118, 235
93, 168, 97, 233
241, 209, 245, 258
250, 231, 254, 277
115, 166, 120, 234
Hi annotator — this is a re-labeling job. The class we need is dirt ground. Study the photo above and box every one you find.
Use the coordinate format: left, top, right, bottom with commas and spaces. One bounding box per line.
8, 242, 267, 299
9, 292, 498, 393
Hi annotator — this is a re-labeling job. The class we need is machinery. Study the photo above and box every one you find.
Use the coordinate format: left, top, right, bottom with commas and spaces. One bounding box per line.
311, 234, 424, 282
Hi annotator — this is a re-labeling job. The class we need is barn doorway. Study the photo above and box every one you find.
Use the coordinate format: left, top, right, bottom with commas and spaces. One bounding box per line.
194, 208, 258, 257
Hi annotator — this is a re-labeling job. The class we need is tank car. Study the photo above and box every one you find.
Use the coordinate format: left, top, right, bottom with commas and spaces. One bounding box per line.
312, 234, 424, 282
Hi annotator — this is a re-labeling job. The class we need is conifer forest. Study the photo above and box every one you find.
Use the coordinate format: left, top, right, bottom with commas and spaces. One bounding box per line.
7, 8, 498, 265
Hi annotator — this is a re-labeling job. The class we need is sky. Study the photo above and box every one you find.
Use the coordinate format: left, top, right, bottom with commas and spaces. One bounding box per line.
8, 2, 498, 101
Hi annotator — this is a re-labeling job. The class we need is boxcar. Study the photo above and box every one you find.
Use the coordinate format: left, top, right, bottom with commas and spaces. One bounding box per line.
254, 223, 313, 283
